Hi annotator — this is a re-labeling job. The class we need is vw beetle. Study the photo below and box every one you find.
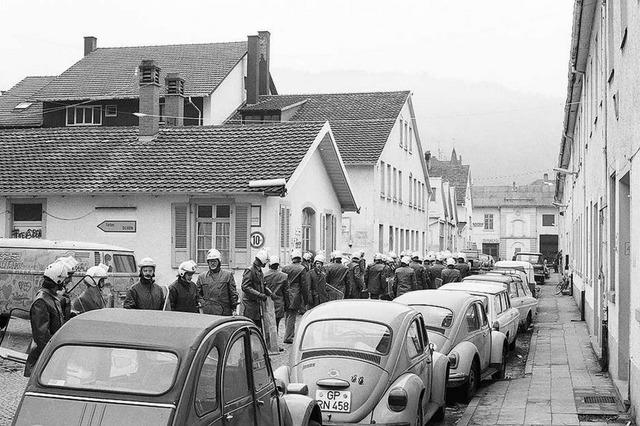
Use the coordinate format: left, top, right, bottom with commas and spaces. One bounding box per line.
395, 290, 508, 402
275, 300, 448, 425
12, 309, 322, 426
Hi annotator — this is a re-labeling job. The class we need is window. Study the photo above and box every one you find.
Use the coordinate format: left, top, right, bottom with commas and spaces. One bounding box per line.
542, 214, 555, 226
241, 112, 281, 124
386, 164, 392, 197
408, 173, 413, 206
321, 213, 336, 252
223, 336, 250, 402
66, 105, 102, 126
378, 224, 384, 253
112, 254, 136, 273
398, 171, 403, 202
13, 102, 33, 110
105, 105, 117, 117
404, 122, 408, 150
399, 118, 404, 147
465, 305, 480, 331
477, 303, 488, 327
159, 98, 165, 123
195, 346, 219, 416
196, 204, 231, 265
11, 202, 43, 238
392, 168, 398, 200
301, 320, 392, 355
250, 332, 271, 391
484, 214, 494, 230
279, 205, 291, 261
406, 320, 423, 358
302, 208, 316, 252
408, 127, 413, 153
380, 161, 386, 196
493, 295, 502, 316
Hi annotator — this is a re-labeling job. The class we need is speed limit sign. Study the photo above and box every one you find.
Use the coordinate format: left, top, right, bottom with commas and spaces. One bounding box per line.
250, 231, 265, 248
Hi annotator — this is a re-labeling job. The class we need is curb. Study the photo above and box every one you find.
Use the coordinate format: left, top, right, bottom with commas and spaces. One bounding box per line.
456, 396, 480, 426
524, 329, 537, 375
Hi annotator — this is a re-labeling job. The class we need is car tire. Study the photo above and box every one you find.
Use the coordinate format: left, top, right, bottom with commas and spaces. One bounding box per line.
493, 345, 507, 380
525, 312, 532, 330
415, 394, 424, 426
509, 334, 516, 351
461, 359, 479, 403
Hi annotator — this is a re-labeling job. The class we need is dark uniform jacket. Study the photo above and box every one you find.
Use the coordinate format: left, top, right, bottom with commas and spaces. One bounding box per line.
325, 261, 349, 298
454, 263, 470, 279
265, 269, 288, 319
393, 266, 417, 298
429, 263, 445, 288
365, 262, 388, 295
282, 261, 308, 311
241, 260, 267, 321
123, 278, 165, 310
307, 267, 328, 306
71, 286, 106, 315
347, 260, 365, 298
25, 281, 66, 377
409, 261, 428, 290
197, 269, 238, 316
441, 267, 462, 284
168, 276, 199, 313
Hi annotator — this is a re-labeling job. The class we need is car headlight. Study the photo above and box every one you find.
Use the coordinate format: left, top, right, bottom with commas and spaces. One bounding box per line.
387, 388, 408, 412
448, 352, 459, 369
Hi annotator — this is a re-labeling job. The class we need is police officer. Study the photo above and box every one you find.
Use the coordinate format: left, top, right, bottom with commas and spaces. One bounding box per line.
301, 251, 313, 272
307, 253, 328, 306
168, 260, 199, 313
197, 249, 238, 316
264, 255, 289, 331
409, 251, 428, 290
326, 250, 349, 299
454, 252, 471, 279
393, 256, 417, 298
347, 250, 366, 298
442, 258, 462, 284
365, 253, 388, 299
25, 259, 75, 377
71, 263, 109, 315
124, 257, 166, 310
241, 250, 271, 328
430, 253, 446, 288
282, 249, 309, 344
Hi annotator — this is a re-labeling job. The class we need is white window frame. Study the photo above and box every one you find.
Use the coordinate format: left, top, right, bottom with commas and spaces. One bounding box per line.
484, 214, 494, 230
9, 199, 46, 239
66, 105, 102, 126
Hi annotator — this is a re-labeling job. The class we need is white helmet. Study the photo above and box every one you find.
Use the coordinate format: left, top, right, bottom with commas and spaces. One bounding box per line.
400, 256, 411, 265
56, 256, 79, 274
84, 263, 109, 286
351, 250, 363, 260
178, 260, 197, 277
138, 257, 156, 268
331, 250, 342, 260
206, 249, 221, 261
256, 250, 269, 265
314, 254, 326, 264
269, 255, 281, 265
303, 252, 313, 261
44, 261, 71, 284
373, 252, 383, 261
426, 253, 436, 262
446, 258, 457, 266
290, 248, 302, 260
436, 253, 444, 262
388, 251, 398, 259
411, 251, 421, 260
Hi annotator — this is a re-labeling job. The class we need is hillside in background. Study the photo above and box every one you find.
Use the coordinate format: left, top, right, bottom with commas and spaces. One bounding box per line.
272, 68, 564, 185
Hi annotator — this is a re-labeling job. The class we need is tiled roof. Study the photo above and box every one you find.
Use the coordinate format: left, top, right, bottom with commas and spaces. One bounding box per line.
0, 123, 325, 194
472, 184, 555, 207
234, 91, 410, 164
0, 76, 56, 128
34, 42, 247, 101
427, 157, 470, 205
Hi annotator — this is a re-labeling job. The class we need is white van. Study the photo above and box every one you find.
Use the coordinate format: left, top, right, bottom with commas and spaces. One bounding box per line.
0, 239, 137, 316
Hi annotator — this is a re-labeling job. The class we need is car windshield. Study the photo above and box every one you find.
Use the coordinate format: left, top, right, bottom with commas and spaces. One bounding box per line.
40, 345, 178, 395
301, 320, 392, 355
514, 254, 542, 264
410, 305, 454, 333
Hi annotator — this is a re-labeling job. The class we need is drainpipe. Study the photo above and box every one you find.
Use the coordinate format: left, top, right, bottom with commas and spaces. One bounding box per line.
188, 96, 202, 126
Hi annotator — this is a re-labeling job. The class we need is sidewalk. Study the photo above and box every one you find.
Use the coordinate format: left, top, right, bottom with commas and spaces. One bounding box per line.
459, 274, 633, 425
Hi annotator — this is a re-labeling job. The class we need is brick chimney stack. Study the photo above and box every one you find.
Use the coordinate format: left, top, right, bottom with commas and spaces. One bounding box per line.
138, 60, 161, 139
246, 35, 260, 104
84, 36, 97, 56
257, 31, 271, 96
543, 173, 549, 181
164, 73, 185, 126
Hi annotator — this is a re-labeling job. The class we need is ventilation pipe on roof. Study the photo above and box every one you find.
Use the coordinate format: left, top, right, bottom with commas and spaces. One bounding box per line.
138, 59, 161, 140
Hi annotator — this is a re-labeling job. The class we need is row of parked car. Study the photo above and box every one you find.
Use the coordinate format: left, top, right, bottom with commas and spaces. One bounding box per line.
11, 263, 540, 426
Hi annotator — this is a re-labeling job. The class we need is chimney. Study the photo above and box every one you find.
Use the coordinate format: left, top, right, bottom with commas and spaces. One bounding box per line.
84, 36, 97, 56
512, 181, 517, 190
543, 173, 549, 181
425, 151, 432, 169
257, 31, 271, 96
246, 35, 260, 104
138, 60, 161, 139
164, 73, 185, 126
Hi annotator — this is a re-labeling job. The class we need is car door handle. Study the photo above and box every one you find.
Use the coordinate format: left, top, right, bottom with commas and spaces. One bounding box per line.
225, 414, 234, 421
257, 399, 265, 407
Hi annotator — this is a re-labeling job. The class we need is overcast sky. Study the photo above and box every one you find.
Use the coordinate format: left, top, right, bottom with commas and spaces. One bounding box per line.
0, 0, 574, 183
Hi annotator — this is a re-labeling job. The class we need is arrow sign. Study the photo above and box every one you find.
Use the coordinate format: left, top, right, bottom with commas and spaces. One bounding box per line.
97, 220, 137, 233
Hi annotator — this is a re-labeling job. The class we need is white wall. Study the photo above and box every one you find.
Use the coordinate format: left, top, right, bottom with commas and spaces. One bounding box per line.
203, 57, 246, 125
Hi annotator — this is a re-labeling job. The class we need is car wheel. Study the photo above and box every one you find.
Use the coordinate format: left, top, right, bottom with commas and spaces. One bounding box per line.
433, 404, 446, 422
415, 394, 424, 426
493, 345, 507, 380
461, 359, 479, 403
508, 333, 516, 351
525, 312, 532, 330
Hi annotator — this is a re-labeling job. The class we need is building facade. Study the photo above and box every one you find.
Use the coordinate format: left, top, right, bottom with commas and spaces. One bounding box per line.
471, 178, 558, 261
556, 0, 640, 417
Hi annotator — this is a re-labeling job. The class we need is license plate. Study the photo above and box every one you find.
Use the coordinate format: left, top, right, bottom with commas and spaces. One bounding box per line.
315, 390, 351, 413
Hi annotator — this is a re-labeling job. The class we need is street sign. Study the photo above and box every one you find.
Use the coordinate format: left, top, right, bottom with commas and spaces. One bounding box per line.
97, 220, 137, 233
250, 231, 265, 248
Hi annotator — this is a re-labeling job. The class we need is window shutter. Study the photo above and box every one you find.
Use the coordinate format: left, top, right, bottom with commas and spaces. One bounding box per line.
234, 204, 249, 267
172, 203, 189, 267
